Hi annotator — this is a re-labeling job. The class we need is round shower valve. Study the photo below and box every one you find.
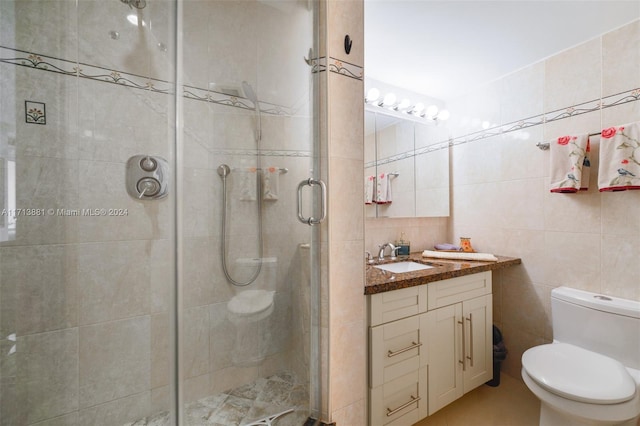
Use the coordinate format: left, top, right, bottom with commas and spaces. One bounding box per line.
137, 177, 161, 198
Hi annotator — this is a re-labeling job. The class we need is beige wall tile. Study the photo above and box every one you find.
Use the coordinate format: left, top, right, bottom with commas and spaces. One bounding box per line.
329, 319, 366, 413
0, 244, 78, 336
18, 329, 79, 424
77, 241, 150, 325
327, 0, 364, 66
78, 392, 151, 426
79, 317, 151, 408
602, 19, 640, 97
544, 38, 602, 111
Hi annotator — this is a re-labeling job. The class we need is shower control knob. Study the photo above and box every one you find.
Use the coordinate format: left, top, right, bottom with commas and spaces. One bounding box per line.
140, 156, 157, 171
126, 155, 169, 200
137, 177, 161, 198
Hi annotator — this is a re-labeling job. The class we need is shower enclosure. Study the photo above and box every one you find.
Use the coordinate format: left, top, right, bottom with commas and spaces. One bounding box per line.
0, 0, 324, 425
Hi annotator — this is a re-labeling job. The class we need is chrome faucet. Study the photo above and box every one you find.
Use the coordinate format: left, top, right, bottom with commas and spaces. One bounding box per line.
378, 243, 398, 261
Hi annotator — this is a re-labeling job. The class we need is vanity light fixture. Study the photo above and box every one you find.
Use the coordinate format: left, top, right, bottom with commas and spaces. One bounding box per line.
365, 91, 451, 122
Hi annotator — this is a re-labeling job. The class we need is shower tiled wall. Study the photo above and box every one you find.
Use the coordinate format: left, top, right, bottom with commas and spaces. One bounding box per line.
0, 1, 316, 425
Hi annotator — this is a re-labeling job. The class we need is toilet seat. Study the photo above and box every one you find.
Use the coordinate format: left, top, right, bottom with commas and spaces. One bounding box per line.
227, 290, 275, 317
522, 343, 636, 404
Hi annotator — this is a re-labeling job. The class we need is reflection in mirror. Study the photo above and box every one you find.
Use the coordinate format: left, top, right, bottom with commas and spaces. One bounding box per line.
365, 108, 450, 218
415, 122, 449, 217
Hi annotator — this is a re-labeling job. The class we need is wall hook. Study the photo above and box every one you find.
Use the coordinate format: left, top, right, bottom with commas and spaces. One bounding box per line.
344, 35, 352, 55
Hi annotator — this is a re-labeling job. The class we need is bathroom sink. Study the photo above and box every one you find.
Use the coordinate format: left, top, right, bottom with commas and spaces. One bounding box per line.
374, 261, 434, 273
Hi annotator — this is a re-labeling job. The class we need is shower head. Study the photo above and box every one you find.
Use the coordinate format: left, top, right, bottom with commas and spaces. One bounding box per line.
241, 81, 261, 141
121, 0, 146, 9
241, 81, 259, 107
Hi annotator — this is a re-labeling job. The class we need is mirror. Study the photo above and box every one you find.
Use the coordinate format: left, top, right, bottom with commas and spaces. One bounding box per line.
365, 108, 450, 218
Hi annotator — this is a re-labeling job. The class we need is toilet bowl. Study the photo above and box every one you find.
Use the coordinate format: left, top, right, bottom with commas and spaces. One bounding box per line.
521, 287, 640, 426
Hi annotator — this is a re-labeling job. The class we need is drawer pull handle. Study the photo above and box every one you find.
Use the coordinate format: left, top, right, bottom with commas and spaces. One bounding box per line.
387, 341, 422, 357
386, 395, 420, 416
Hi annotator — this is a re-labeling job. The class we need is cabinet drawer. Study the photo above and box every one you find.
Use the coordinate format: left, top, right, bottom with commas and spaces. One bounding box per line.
427, 271, 491, 310
370, 368, 428, 426
370, 315, 428, 387
370, 285, 428, 326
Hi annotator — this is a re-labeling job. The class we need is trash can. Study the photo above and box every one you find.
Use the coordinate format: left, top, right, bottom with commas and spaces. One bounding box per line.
486, 325, 507, 387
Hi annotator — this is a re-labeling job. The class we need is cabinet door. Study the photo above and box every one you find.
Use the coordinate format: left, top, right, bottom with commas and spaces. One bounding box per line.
426, 303, 463, 415
462, 294, 493, 393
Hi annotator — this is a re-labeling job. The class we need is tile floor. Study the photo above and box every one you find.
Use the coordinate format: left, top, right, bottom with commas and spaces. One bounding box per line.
413, 373, 540, 426
126, 372, 309, 426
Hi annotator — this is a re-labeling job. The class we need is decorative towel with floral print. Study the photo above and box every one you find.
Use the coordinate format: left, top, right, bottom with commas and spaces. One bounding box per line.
550, 133, 591, 193
364, 175, 375, 205
375, 172, 392, 204
598, 121, 640, 192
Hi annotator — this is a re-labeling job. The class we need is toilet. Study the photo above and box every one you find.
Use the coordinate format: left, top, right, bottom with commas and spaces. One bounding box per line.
227, 257, 277, 367
521, 286, 640, 426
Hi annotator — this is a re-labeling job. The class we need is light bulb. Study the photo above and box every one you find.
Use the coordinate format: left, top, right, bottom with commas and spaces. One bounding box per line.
396, 98, 411, 110
366, 88, 380, 103
437, 110, 450, 121
382, 93, 397, 107
426, 105, 439, 118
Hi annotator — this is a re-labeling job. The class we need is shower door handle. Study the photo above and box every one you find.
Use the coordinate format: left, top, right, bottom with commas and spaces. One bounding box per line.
296, 178, 327, 225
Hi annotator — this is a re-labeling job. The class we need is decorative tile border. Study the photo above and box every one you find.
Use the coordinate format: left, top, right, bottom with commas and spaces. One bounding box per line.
327, 56, 363, 80
211, 148, 311, 158
447, 88, 640, 149
0, 46, 292, 116
25, 100, 46, 125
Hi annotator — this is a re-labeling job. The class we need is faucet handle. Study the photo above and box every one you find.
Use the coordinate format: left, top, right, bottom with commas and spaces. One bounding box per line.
388, 243, 399, 260
365, 251, 374, 264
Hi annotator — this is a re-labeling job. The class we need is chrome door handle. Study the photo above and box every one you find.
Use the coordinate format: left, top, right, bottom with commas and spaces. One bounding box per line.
296, 178, 327, 225
466, 314, 474, 367
458, 318, 466, 371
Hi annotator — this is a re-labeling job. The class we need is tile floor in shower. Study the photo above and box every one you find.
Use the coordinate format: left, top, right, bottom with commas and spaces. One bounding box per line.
126, 372, 309, 426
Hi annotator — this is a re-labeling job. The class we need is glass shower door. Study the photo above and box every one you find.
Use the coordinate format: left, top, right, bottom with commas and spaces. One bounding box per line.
0, 0, 179, 424
178, 0, 322, 424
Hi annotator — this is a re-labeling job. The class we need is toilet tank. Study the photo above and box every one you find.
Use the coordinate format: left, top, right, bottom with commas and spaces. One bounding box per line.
551, 286, 640, 369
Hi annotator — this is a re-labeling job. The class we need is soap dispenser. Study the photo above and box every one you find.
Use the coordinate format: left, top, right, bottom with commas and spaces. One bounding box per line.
396, 232, 410, 258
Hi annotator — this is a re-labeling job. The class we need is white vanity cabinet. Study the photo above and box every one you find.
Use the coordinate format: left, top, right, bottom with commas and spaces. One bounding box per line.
368, 271, 493, 425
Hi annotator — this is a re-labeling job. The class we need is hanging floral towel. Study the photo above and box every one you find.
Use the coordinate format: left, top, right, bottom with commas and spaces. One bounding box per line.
364, 175, 375, 205
550, 134, 591, 193
598, 121, 640, 192
263, 167, 279, 201
375, 172, 393, 204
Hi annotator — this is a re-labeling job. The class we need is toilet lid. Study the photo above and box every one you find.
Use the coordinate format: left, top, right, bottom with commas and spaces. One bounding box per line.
227, 290, 274, 316
522, 343, 636, 404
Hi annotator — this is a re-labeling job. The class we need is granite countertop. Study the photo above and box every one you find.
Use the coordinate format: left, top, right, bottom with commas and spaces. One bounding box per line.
365, 252, 521, 295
